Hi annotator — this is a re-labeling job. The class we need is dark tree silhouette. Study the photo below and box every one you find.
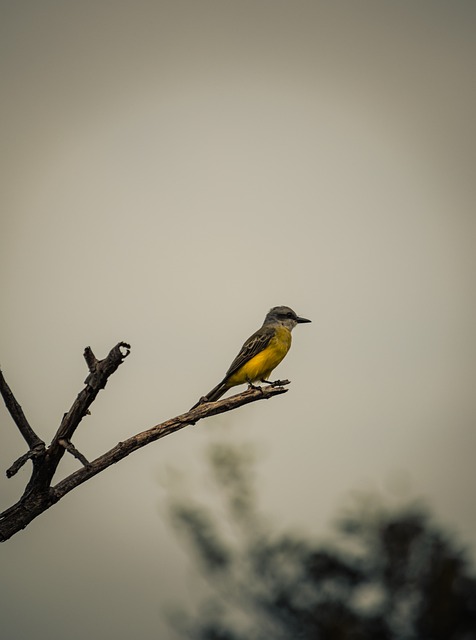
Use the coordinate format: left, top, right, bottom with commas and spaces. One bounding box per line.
168, 443, 476, 640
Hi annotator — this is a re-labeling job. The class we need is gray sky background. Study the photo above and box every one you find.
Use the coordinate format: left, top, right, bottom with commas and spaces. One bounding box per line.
1, 2, 476, 638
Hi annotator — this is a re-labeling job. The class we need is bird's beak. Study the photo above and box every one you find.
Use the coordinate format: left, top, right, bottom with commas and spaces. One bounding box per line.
296, 316, 311, 324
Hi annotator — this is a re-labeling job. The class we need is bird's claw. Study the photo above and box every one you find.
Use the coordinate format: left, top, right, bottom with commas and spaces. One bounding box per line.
260, 379, 287, 387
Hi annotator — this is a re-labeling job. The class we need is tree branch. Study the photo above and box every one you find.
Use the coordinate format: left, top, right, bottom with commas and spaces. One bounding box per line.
45, 342, 131, 482
52, 382, 289, 502
58, 439, 90, 467
0, 340, 289, 542
0, 368, 44, 450
6, 444, 46, 478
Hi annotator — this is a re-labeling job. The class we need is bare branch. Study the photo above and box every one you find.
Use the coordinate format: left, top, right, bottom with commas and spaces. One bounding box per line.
58, 439, 90, 467
6, 444, 46, 478
83, 342, 130, 390
0, 342, 132, 541
46, 341, 131, 481
0, 368, 44, 449
83, 346, 98, 374
0, 339, 289, 543
53, 382, 289, 501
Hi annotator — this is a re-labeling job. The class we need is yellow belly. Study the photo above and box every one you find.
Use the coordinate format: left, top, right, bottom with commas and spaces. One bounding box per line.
227, 327, 292, 386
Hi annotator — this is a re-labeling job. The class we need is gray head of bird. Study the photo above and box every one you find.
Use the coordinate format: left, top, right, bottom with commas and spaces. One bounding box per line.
263, 306, 311, 330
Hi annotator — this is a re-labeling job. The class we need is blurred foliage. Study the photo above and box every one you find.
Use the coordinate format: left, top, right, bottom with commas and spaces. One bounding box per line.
167, 443, 476, 640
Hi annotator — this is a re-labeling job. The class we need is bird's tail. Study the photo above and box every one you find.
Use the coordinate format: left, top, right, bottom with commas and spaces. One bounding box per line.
190, 380, 229, 410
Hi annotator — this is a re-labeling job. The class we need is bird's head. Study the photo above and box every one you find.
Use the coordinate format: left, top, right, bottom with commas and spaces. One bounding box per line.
264, 306, 311, 330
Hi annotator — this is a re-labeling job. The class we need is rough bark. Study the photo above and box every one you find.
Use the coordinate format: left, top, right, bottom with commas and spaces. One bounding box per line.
0, 342, 289, 542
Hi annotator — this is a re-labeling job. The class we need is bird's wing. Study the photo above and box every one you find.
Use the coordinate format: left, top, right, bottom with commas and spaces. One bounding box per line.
224, 325, 275, 379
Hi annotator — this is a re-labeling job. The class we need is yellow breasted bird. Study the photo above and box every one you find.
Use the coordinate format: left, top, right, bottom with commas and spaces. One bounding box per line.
192, 306, 311, 408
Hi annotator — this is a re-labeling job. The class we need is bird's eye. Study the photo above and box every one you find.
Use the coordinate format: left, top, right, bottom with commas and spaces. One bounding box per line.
286, 312, 293, 318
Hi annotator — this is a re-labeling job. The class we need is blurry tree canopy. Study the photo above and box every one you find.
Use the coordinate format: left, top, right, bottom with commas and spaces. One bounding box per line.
168, 443, 476, 640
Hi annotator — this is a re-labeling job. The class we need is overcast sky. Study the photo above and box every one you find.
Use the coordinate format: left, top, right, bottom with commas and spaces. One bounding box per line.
1, 2, 476, 638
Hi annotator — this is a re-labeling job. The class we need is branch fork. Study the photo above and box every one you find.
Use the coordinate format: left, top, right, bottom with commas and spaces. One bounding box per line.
0, 341, 288, 542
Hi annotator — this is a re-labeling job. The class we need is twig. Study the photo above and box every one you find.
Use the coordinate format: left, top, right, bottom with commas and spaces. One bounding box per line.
46, 342, 131, 480
83, 346, 98, 375
58, 439, 90, 467
6, 444, 46, 478
0, 369, 44, 450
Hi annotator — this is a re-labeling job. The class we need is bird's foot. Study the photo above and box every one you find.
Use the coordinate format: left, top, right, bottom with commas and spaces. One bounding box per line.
247, 381, 267, 394
261, 379, 288, 387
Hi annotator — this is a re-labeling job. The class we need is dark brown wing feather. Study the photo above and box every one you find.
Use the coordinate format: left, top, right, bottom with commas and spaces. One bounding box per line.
190, 325, 276, 408
224, 325, 275, 379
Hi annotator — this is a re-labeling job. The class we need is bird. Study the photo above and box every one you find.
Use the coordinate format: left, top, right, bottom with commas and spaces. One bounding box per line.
191, 306, 311, 408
